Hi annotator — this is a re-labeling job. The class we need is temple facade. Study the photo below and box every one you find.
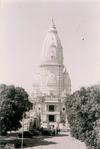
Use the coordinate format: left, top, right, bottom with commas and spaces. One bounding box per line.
29, 19, 71, 129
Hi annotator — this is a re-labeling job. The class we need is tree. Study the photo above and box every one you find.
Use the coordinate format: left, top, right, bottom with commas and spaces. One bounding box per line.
0, 84, 32, 135
66, 85, 100, 149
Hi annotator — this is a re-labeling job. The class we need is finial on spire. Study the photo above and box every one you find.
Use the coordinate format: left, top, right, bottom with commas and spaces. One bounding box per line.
51, 17, 55, 27
48, 17, 57, 33
50, 17, 56, 28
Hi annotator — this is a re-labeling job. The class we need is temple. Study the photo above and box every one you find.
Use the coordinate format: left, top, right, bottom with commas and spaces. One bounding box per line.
25, 19, 71, 130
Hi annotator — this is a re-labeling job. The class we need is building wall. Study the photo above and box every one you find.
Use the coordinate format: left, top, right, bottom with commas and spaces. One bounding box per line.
40, 64, 65, 96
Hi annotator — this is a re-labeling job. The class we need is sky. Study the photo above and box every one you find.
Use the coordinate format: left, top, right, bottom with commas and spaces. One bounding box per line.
0, 0, 100, 94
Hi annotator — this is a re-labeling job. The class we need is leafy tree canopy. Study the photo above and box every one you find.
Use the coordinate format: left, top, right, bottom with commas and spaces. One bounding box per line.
66, 85, 100, 149
0, 84, 32, 135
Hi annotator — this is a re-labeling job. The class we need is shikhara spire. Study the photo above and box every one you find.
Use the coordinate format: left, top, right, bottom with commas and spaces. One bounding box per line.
33, 19, 71, 96
41, 18, 63, 65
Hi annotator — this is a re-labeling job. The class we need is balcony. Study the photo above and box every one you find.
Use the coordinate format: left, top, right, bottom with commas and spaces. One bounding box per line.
45, 97, 60, 103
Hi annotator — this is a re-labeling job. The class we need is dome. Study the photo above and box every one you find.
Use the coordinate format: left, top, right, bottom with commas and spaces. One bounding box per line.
41, 19, 63, 66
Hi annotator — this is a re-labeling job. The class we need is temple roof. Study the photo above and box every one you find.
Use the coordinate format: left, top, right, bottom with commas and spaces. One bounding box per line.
41, 19, 63, 66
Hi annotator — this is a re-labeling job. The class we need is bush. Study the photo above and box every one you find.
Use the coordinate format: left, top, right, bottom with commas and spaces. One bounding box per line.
28, 120, 41, 136
66, 85, 100, 149
41, 128, 52, 136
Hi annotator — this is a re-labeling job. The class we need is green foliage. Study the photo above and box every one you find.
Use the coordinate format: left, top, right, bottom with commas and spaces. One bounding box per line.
66, 85, 100, 149
0, 84, 32, 135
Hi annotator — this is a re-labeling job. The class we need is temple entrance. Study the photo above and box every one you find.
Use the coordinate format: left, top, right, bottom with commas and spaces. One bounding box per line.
48, 115, 55, 122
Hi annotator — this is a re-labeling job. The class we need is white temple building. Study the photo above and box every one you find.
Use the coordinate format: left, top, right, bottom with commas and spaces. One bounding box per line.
28, 19, 71, 130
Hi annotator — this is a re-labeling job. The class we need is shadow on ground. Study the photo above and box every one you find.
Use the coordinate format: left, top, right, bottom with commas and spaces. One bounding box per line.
22, 133, 69, 148
0, 137, 56, 148
0, 133, 69, 148
23, 137, 57, 148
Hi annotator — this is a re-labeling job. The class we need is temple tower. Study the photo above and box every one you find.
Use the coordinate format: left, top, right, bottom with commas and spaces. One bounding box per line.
31, 19, 71, 129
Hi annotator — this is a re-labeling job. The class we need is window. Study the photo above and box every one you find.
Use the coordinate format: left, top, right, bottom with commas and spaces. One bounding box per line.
49, 105, 55, 111
49, 115, 55, 122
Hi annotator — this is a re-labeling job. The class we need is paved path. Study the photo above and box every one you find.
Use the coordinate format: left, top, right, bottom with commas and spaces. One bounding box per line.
25, 132, 86, 149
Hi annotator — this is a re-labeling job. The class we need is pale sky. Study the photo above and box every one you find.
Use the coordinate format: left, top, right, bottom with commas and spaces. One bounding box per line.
0, 0, 100, 94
